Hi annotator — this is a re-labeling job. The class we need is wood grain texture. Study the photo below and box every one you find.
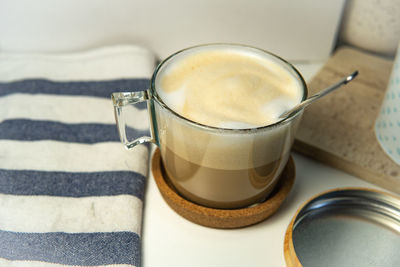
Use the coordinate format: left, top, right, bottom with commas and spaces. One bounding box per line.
284, 215, 302, 267
294, 46, 400, 193
151, 148, 295, 229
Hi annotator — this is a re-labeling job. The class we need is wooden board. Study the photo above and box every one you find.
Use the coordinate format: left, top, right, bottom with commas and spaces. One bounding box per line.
294, 46, 400, 194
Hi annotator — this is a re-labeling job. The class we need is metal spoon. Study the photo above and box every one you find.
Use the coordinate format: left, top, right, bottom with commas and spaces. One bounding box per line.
279, 70, 359, 119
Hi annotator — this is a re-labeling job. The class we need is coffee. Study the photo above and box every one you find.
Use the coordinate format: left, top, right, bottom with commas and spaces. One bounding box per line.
151, 44, 305, 208
156, 46, 302, 128
162, 146, 290, 208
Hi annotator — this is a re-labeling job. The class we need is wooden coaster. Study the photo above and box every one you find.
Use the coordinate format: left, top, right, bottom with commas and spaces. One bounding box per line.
151, 148, 295, 229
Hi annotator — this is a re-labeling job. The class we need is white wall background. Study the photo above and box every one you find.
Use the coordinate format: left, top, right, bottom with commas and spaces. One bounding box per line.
0, 0, 345, 61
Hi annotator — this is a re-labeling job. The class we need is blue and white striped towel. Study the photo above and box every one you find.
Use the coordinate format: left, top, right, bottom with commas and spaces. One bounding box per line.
0, 45, 156, 267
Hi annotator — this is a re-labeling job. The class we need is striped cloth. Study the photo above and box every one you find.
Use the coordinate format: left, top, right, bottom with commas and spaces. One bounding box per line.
0, 45, 156, 267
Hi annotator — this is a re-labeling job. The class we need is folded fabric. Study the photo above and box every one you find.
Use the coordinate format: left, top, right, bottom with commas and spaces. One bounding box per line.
0, 45, 156, 267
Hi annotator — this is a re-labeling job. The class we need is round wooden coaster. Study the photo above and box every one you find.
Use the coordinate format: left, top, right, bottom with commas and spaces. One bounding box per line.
152, 148, 295, 229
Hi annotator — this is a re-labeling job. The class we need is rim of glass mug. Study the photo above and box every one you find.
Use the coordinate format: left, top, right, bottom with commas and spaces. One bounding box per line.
150, 43, 308, 133
112, 43, 308, 149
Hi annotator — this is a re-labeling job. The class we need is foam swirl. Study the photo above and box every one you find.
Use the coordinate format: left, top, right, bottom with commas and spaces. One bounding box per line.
157, 46, 302, 128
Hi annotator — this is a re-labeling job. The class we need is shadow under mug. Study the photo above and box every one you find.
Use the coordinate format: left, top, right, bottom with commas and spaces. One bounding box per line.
112, 44, 307, 209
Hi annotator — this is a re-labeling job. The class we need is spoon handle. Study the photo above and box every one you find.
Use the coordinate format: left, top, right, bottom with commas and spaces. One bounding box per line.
279, 70, 359, 119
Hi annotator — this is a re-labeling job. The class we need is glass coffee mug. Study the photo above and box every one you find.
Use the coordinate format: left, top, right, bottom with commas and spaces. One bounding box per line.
112, 44, 307, 209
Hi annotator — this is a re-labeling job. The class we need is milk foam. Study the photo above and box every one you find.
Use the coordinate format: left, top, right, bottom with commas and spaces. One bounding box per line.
156, 46, 303, 129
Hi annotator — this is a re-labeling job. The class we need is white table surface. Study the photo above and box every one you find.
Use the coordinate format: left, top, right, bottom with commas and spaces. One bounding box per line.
142, 61, 385, 267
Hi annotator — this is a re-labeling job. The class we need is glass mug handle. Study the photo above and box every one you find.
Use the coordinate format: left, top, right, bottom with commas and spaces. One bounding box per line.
111, 90, 154, 149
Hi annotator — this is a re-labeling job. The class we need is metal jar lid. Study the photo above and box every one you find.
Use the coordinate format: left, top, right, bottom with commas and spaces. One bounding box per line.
284, 188, 400, 267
